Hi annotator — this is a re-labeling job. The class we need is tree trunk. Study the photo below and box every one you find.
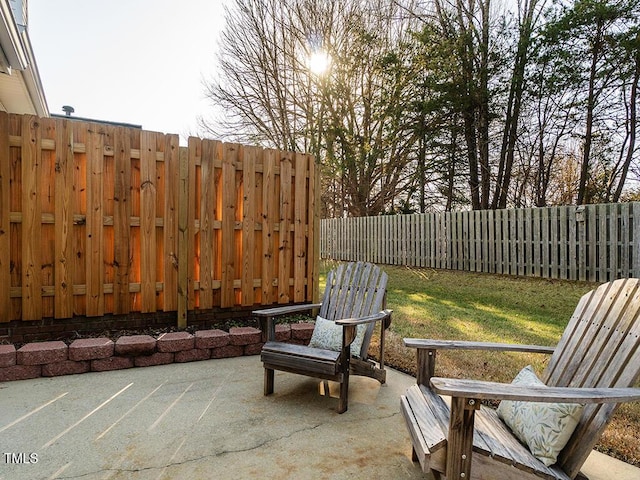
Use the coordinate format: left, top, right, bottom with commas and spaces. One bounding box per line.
613, 48, 639, 202
577, 22, 604, 205
493, 0, 538, 209
477, 0, 491, 210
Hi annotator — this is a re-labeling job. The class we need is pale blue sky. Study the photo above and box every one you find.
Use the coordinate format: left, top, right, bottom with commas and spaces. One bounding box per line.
29, 0, 227, 141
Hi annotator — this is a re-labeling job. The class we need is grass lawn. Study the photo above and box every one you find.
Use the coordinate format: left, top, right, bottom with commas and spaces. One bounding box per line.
319, 260, 640, 467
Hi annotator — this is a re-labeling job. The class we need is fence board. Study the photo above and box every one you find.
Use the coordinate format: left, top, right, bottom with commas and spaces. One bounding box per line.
532, 208, 541, 277
307, 154, 319, 302
0, 112, 11, 322
541, 208, 549, 278
177, 145, 190, 328
186, 137, 197, 311
242, 145, 257, 306
221, 143, 238, 308
517, 208, 525, 276
588, 205, 597, 282
278, 151, 292, 304
599, 204, 608, 282
633, 204, 640, 275
509, 208, 517, 276
569, 207, 577, 280
87, 126, 106, 316
71, 122, 86, 316
162, 134, 179, 312
498, 209, 504, 273
620, 203, 630, 278
54, 119, 74, 318
139, 131, 156, 313
458, 212, 464, 270
102, 127, 115, 315
466, 211, 472, 271
559, 207, 567, 280
420, 214, 426, 267
481, 210, 489, 272
499, 209, 507, 274
40, 119, 56, 318
578, 207, 587, 281
113, 128, 131, 315
293, 153, 307, 303
198, 138, 215, 309
21, 116, 42, 320
261, 149, 276, 305
611, 203, 619, 279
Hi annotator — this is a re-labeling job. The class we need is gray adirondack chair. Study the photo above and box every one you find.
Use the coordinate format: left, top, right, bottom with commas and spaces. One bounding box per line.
255, 261, 391, 413
401, 278, 640, 480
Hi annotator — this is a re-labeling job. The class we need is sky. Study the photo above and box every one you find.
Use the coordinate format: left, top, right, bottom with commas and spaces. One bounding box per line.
29, 0, 228, 143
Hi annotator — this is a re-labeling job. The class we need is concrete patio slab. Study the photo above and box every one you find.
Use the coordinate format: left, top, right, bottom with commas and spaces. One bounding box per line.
0, 355, 637, 480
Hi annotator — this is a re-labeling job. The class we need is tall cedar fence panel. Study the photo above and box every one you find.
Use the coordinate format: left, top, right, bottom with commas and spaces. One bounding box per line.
320, 203, 640, 283
0, 113, 318, 323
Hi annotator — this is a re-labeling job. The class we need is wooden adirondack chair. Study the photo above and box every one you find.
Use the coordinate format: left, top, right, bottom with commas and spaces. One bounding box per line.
256, 262, 391, 413
401, 278, 640, 480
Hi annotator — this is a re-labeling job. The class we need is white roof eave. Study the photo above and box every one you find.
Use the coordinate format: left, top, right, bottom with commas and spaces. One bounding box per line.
0, 0, 48, 116
0, 0, 28, 71
19, 30, 48, 116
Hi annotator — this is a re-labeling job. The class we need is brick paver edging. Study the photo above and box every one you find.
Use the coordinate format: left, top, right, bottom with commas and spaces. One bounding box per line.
0, 323, 315, 383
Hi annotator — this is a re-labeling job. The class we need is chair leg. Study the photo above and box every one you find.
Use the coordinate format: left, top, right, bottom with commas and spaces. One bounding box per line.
264, 367, 274, 396
411, 447, 419, 463
338, 372, 349, 413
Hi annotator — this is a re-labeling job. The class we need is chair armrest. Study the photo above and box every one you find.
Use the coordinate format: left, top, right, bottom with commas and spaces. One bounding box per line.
430, 377, 640, 404
403, 338, 555, 355
335, 309, 392, 326
253, 303, 322, 317
338, 310, 392, 368
405, 338, 555, 387
254, 303, 322, 342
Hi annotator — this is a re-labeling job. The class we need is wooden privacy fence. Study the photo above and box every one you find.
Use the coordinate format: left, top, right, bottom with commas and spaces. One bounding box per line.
0, 113, 319, 323
320, 203, 640, 282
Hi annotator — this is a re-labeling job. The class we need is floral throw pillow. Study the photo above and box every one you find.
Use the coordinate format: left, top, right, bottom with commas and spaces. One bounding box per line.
496, 365, 584, 467
308, 316, 366, 357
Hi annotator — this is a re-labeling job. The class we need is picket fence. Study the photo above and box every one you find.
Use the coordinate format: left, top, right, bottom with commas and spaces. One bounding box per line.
320, 203, 640, 282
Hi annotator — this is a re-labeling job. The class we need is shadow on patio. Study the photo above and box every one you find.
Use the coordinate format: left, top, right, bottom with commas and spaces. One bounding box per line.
0, 356, 637, 480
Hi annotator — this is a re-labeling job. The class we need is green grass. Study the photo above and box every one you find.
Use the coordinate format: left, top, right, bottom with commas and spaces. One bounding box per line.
386, 265, 590, 346
321, 259, 593, 351
320, 260, 595, 378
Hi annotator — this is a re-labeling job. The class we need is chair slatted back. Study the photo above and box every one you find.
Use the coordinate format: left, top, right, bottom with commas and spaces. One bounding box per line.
319, 262, 388, 359
542, 278, 640, 477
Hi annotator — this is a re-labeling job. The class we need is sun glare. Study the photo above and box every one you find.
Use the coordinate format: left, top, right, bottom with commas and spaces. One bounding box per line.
308, 51, 331, 75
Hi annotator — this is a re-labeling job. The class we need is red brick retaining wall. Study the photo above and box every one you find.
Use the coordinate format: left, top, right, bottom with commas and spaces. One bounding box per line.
0, 323, 315, 383
0, 308, 260, 345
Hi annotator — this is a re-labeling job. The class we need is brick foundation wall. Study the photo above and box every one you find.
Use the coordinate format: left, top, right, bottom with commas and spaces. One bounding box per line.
0, 323, 315, 383
0, 307, 260, 345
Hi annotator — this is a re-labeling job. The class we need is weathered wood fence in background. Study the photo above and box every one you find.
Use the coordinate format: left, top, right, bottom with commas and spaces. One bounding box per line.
0, 113, 319, 324
320, 203, 640, 282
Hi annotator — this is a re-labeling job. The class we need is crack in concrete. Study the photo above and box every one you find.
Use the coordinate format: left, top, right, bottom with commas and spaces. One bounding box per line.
57, 411, 401, 479
57, 422, 326, 479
